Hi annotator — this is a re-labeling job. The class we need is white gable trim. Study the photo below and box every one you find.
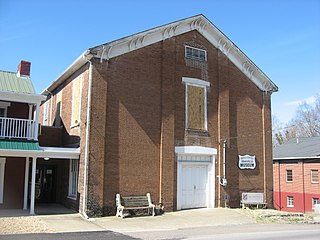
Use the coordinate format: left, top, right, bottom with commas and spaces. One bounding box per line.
42, 15, 278, 94
91, 15, 277, 92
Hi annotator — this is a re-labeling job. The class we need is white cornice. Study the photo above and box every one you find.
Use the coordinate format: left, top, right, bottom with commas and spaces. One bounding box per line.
43, 15, 278, 94
90, 15, 277, 93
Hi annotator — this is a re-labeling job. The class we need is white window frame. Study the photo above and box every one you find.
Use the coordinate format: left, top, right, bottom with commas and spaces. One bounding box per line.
43, 101, 49, 126
312, 198, 319, 209
0, 102, 11, 117
182, 77, 210, 131
185, 46, 207, 61
286, 169, 293, 182
0, 158, 6, 204
68, 159, 79, 200
311, 169, 319, 183
287, 196, 294, 207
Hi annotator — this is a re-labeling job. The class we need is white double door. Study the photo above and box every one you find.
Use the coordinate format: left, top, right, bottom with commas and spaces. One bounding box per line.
177, 155, 214, 210
181, 164, 208, 209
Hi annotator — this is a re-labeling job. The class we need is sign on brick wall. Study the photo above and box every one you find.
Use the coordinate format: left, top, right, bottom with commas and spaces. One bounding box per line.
238, 155, 256, 169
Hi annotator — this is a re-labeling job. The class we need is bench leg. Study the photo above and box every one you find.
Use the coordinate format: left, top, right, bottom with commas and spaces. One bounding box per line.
116, 207, 124, 218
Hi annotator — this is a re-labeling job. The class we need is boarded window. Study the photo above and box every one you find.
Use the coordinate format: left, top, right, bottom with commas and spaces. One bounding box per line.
187, 85, 205, 130
43, 101, 49, 126
311, 170, 319, 183
71, 76, 82, 127
286, 169, 293, 182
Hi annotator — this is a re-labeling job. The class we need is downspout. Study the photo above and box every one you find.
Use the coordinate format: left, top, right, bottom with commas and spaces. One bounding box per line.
278, 161, 281, 211
302, 160, 306, 213
262, 92, 267, 203
82, 60, 93, 219
218, 140, 227, 187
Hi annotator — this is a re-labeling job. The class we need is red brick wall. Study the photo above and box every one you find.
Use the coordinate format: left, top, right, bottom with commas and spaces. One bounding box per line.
273, 161, 320, 212
0, 157, 25, 209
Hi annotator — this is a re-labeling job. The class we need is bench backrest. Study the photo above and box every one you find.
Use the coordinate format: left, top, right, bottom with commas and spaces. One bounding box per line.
116, 193, 152, 207
241, 192, 264, 204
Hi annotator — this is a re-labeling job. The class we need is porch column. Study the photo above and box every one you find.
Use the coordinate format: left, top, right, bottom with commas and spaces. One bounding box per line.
29, 157, 37, 215
23, 157, 30, 210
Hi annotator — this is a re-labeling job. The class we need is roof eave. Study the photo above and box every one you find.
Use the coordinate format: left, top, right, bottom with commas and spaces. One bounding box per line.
41, 50, 93, 95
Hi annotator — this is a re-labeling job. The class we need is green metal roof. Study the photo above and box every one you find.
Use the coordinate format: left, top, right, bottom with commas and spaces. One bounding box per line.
0, 70, 35, 94
0, 140, 40, 151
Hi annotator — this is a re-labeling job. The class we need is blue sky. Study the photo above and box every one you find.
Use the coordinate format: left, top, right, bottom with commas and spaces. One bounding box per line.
1, 0, 319, 124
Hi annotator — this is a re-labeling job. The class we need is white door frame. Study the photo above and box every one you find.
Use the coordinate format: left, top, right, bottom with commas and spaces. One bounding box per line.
175, 146, 217, 210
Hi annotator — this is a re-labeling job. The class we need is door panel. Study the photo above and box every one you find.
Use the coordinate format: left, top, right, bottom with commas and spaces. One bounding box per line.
32, 164, 56, 203
181, 164, 208, 209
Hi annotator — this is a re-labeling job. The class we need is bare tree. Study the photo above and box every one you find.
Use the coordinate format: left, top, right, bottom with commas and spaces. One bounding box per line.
272, 94, 320, 145
286, 94, 320, 139
272, 115, 284, 146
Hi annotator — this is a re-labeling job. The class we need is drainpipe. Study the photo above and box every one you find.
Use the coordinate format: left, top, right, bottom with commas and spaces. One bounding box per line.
82, 60, 93, 219
218, 140, 227, 187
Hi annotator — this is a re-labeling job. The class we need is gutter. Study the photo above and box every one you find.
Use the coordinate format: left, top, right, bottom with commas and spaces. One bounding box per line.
41, 50, 93, 95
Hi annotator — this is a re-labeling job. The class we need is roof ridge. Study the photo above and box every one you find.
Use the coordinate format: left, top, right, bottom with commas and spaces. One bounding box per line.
0, 69, 17, 74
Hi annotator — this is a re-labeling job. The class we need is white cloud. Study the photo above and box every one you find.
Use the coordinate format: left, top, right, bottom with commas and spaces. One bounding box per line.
283, 95, 316, 107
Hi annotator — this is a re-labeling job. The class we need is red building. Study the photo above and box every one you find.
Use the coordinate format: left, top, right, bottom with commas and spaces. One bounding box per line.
273, 137, 320, 212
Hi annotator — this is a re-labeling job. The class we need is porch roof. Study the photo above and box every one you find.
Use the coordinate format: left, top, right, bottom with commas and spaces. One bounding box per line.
0, 140, 80, 159
0, 140, 40, 151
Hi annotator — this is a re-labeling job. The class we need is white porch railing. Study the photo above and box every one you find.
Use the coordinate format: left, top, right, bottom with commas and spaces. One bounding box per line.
0, 117, 36, 140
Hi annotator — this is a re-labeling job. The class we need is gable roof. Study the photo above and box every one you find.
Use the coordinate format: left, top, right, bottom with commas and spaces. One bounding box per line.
0, 70, 35, 94
273, 136, 320, 159
42, 14, 278, 94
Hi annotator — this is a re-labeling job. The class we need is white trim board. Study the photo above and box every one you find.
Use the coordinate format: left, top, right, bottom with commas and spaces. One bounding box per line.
175, 146, 217, 155
42, 15, 278, 95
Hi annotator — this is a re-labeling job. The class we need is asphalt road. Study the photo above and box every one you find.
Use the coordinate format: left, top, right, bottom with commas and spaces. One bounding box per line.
1, 224, 319, 240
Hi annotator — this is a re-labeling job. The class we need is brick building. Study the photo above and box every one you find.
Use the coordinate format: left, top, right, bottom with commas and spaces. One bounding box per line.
273, 137, 320, 212
40, 15, 278, 217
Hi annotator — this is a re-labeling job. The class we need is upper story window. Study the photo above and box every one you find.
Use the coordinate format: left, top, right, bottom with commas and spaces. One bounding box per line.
286, 169, 293, 182
71, 76, 82, 127
185, 46, 207, 62
311, 169, 319, 183
43, 101, 49, 126
182, 77, 210, 131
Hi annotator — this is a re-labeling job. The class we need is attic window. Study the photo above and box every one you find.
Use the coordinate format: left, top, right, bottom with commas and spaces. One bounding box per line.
185, 46, 207, 61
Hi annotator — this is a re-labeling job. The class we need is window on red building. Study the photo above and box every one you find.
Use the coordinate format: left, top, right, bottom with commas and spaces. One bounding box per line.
287, 196, 294, 207
286, 169, 293, 182
311, 170, 319, 183
312, 198, 319, 209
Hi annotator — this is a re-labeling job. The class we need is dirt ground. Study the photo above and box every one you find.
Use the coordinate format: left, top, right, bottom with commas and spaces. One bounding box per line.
0, 216, 53, 234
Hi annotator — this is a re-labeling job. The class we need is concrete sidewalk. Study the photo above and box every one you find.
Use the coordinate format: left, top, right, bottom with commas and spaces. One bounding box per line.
36, 208, 254, 233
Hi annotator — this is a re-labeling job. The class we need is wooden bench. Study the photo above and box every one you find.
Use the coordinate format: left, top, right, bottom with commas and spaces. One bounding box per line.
116, 193, 155, 218
241, 192, 267, 209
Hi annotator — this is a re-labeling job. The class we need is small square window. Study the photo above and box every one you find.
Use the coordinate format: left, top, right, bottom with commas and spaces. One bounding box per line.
185, 46, 207, 61
287, 196, 294, 207
311, 170, 319, 183
312, 198, 319, 209
286, 170, 293, 182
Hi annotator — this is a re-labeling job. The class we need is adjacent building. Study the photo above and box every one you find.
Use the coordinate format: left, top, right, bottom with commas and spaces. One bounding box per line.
39, 14, 278, 217
273, 136, 320, 212
0, 61, 79, 214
